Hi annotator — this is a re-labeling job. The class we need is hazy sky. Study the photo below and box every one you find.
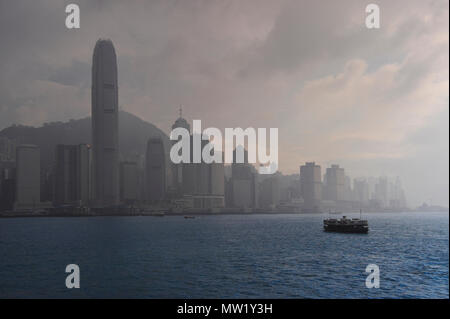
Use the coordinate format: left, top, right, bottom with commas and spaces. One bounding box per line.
0, 0, 448, 207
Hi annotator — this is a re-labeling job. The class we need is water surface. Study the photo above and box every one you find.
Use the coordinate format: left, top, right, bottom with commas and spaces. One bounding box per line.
0, 212, 448, 298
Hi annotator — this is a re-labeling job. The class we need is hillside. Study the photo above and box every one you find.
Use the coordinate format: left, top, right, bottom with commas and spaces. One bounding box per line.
0, 111, 171, 171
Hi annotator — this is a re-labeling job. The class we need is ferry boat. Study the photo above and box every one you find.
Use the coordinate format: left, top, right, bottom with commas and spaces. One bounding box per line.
323, 215, 369, 233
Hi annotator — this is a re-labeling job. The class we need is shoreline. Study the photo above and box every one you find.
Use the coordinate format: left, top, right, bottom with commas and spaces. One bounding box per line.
0, 209, 446, 218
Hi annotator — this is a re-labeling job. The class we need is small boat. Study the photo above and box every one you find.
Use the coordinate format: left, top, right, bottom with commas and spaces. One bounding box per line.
184, 215, 195, 219
323, 215, 368, 233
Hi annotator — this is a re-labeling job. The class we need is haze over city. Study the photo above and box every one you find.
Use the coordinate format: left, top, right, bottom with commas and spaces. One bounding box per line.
0, 0, 448, 207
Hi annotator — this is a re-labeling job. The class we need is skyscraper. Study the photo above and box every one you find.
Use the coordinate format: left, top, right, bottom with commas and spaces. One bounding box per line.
354, 177, 369, 204
0, 137, 16, 162
230, 147, 258, 209
374, 176, 388, 208
390, 177, 407, 208
171, 107, 190, 195
259, 173, 281, 209
91, 39, 119, 207
170, 110, 225, 209
324, 164, 345, 201
54, 144, 90, 206
209, 160, 225, 206
120, 161, 139, 203
300, 162, 322, 212
0, 160, 15, 211
145, 136, 166, 201
14, 145, 40, 210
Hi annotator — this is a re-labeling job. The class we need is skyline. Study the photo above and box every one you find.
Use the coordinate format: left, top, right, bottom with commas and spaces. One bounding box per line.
0, 0, 448, 207
0, 108, 419, 212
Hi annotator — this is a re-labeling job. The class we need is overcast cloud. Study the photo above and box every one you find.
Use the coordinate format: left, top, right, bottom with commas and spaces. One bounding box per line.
0, 0, 448, 206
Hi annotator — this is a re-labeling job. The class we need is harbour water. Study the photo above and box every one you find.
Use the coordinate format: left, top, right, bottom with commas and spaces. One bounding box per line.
0, 212, 448, 298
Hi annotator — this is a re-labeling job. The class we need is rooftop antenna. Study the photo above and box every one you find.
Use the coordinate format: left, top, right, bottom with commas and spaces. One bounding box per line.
179, 105, 183, 118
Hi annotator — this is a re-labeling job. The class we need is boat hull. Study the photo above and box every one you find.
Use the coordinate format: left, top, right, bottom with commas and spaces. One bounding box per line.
323, 225, 368, 233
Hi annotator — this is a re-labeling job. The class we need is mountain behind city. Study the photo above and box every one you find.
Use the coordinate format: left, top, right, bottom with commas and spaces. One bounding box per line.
0, 111, 171, 171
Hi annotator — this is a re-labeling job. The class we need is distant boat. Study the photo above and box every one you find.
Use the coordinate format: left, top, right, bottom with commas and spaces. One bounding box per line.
323, 215, 369, 233
184, 216, 195, 219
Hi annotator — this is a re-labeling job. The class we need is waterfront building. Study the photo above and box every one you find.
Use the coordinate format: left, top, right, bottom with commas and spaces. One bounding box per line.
300, 162, 322, 212
389, 177, 407, 208
0, 160, 15, 211
14, 145, 40, 210
230, 147, 258, 209
323, 164, 345, 201
145, 136, 166, 201
170, 111, 225, 209
209, 161, 225, 203
181, 137, 225, 209
120, 161, 139, 204
0, 137, 16, 162
171, 107, 190, 197
259, 173, 281, 209
54, 144, 90, 206
353, 177, 370, 204
374, 176, 388, 208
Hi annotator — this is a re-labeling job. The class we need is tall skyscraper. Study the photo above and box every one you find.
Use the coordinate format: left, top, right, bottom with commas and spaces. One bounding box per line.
300, 162, 322, 212
145, 136, 166, 201
91, 39, 119, 207
54, 144, 90, 206
14, 145, 40, 210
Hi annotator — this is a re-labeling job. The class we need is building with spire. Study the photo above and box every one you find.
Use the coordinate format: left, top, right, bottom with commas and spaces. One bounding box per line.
172, 105, 191, 132
171, 106, 190, 196
170, 108, 224, 210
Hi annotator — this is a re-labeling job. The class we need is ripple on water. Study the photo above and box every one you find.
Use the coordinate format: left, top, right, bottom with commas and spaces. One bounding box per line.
0, 212, 448, 298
